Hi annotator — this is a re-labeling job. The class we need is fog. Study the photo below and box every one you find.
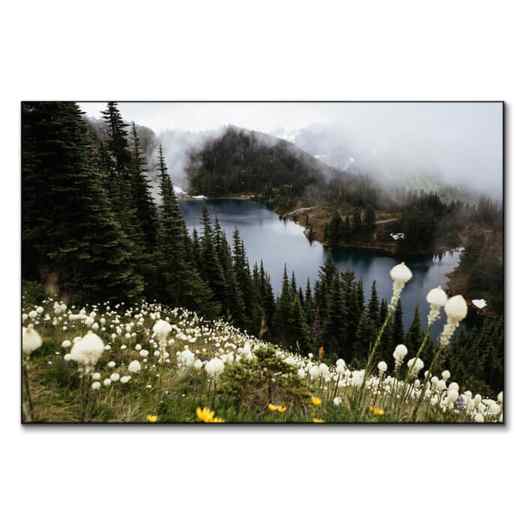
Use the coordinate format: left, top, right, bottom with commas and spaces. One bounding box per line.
79, 102, 503, 197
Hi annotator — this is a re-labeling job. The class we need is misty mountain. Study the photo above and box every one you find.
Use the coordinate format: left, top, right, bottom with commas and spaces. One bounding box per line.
185, 126, 346, 197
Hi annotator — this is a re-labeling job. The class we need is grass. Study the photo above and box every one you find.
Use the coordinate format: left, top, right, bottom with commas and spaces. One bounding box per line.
21, 297, 503, 424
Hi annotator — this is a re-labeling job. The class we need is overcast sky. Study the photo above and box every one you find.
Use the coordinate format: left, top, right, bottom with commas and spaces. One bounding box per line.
79, 102, 503, 195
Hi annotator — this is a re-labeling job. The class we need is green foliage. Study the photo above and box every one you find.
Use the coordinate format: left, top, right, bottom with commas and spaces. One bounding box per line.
216, 346, 311, 414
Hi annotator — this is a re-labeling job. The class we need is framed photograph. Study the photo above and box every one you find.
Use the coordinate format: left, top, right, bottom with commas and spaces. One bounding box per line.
21, 101, 504, 424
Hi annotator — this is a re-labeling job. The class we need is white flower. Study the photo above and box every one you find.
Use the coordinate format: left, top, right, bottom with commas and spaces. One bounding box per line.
446, 390, 459, 404
62, 340, 72, 349
472, 299, 487, 310
179, 349, 195, 367
139, 349, 149, 358
441, 370, 451, 381
107, 361, 116, 368
69, 332, 105, 367
128, 360, 141, 374
152, 320, 172, 340
22, 325, 43, 356
92, 372, 101, 380
497, 391, 503, 403
103, 378, 111, 387
444, 295, 468, 323
120, 375, 131, 384
377, 361, 388, 373
407, 357, 424, 375
309, 365, 321, 379
205, 358, 225, 378
319, 363, 330, 378
333, 396, 342, 407
393, 344, 408, 365
474, 413, 484, 423
64, 353, 72, 361
110, 372, 120, 382
91, 381, 101, 390
426, 287, 448, 307
193, 359, 203, 370
350, 370, 365, 387
390, 262, 413, 285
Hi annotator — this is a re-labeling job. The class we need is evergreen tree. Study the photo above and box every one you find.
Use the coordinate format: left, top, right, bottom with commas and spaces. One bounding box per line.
129, 122, 159, 296
368, 281, 380, 325
323, 273, 347, 355
214, 220, 246, 327
304, 278, 315, 325
157, 146, 218, 316
199, 206, 227, 307
100, 102, 138, 239
130, 122, 158, 251
22, 102, 143, 302
275, 266, 293, 342
392, 300, 405, 346
406, 306, 423, 355
353, 307, 375, 367
232, 228, 260, 332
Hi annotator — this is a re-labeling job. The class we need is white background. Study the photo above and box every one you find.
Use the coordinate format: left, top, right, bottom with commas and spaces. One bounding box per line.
1, 1, 522, 524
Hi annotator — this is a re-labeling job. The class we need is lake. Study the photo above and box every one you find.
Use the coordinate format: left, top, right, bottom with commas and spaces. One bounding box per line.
181, 199, 461, 330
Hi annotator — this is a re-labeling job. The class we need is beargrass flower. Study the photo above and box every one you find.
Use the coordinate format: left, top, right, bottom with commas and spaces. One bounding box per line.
70, 332, 105, 368
445, 295, 468, 323
128, 360, 141, 373
152, 320, 172, 341
407, 357, 424, 376
440, 295, 468, 347
110, 372, 120, 382
205, 358, 224, 378
377, 361, 387, 373
426, 286, 448, 325
393, 344, 408, 367
91, 381, 101, 390
22, 325, 43, 356
390, 263, 413, 307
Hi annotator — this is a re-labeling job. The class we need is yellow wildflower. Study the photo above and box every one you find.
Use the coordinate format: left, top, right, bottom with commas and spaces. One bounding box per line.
369, 406, 385, 417
311, 396, 322, 407
146, 415, 158, 423
268, 403, 287, 413
196, 407, 225, 423
312, 418, 325, 423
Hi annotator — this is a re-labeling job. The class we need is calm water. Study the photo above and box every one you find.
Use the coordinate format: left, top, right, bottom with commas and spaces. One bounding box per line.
181, 199, 461, 329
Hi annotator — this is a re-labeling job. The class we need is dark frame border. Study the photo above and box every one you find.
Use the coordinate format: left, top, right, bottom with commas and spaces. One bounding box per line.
20, 100, 506, 426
